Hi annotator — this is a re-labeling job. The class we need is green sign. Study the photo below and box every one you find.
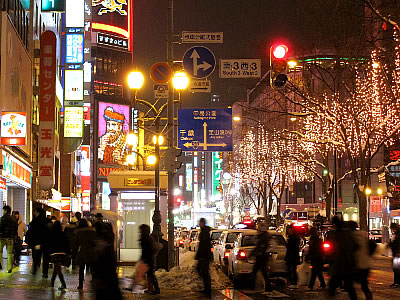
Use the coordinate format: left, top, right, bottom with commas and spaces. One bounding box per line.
42, 0, 65, 12
212, 152, 223, 197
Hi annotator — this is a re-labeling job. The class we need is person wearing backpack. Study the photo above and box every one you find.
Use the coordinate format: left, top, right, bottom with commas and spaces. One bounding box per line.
349, 221, 372, 300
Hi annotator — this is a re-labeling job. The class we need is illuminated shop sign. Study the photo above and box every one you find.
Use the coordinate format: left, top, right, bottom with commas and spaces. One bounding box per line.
1, 112, 27, 145
98, 102, 129, 166
80, 145, 90, 175
212, 152, 223, 196
2, 150, 31, 189
42, 0, 65, 12
66, 34, 84, 64
97, 32, 128, 50
66, 0, 85, 28
83, 103, 91, 125
65, 70, 84, 101
64, 107, 84, 137
186, 163, 192, 191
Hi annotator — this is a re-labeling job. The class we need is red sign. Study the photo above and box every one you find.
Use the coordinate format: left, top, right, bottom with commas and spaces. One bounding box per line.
38, 31, 56, 191
370, 196, 382, 213
390, 150, 400, 161
0, 178, 6, 190
61, 197, 71, 212
150, 62, 173, 84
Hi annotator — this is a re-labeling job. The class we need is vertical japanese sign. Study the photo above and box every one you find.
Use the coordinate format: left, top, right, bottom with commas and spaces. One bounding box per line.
212, 152, 223, 197
38, 31, 56, 191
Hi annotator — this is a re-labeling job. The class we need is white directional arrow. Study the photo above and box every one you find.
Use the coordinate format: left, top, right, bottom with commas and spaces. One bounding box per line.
190, 50, 212, 76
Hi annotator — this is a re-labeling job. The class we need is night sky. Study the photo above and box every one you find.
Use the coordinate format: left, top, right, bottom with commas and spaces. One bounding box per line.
133, 0, 364, 108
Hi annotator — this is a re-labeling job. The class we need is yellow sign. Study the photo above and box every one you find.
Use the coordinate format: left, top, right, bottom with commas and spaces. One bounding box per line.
124, 177, 153, 186
64, 107, 83, 137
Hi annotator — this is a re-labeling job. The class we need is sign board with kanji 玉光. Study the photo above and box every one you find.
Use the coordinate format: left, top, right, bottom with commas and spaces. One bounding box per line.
178, 108, 232, 152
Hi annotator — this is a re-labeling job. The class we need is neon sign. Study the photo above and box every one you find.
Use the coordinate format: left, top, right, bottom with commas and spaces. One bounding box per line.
92, 22, 129, 38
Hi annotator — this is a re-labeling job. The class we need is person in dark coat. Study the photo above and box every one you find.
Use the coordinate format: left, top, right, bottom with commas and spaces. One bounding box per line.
92, 220, 121, 300
93, 213, 114, 249
389, 223, 400, 288
285, 225, 300, 288
26, 207, 52, 277
76, 218, 97, 290
195, 218, 212, 298
250, 222, 273, 293
307, 227, 326, 290
48, 221, 70, 289
63, 216, 78, 269
0, 205, 17, 272
328, 217, 358, 300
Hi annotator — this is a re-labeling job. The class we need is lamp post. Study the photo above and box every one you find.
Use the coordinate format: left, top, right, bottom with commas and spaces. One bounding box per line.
365, 187, 372, 232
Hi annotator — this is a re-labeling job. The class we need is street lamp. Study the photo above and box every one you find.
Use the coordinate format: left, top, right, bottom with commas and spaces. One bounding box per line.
365, 187, 372, 232
146, 154, 157, 166
127, 71, 144, 90
172, 71, 189, 90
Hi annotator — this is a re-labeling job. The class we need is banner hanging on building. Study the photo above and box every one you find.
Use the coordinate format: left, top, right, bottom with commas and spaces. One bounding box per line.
38, 31, 56, 191
1, 112, 27, 145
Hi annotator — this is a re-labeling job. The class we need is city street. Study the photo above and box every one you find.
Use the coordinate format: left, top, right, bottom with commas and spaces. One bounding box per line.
0, 253, 399, 299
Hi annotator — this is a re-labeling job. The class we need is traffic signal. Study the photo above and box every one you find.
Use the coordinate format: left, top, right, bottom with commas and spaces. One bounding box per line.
270, 44, 288, 89
176, 196, 183, 205
164, 147, 183, 173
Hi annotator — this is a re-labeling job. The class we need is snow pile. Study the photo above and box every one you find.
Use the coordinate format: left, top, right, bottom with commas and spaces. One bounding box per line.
155, 250, 231, 291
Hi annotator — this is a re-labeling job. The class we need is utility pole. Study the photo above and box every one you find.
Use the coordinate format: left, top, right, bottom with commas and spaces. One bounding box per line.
167, 0, 175, 269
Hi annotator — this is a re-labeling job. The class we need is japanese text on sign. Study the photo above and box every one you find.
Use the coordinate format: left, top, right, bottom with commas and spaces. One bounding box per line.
219, 59, 261, 78
182, 31, 223, 43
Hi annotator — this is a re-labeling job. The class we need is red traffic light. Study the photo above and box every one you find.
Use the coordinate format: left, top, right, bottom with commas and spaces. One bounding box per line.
176, 196, 183, 204
272, 45, 288, 59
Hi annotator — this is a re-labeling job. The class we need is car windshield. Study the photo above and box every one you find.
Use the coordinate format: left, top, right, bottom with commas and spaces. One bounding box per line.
181, 231, 188, 238
190, 231, 197, 239
241, 234, 259, 247
211, 232, 222, 241
226, 232, 240, 243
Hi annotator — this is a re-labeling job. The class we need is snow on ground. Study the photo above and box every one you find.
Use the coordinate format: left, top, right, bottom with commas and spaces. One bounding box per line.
155, 249, 232, 291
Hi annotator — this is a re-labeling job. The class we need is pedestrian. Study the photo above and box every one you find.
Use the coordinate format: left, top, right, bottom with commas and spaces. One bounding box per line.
285, 224, 300, 289
306, 227, 326, 291
250, 222, 273, 293
12, 211, 27, 266
93, 213, 114, 248
26, 207, 52, 277
327, 217, 358, 300
195, 218, 212, 298
75, 218, 97, 290
0, 205, 17, 272
63, 216, 78, 269
48, 220, 70, 290
349, 221, 372, 300
389, 222, 400, 288
92, 221, 121, 300
131, 224, 160, 294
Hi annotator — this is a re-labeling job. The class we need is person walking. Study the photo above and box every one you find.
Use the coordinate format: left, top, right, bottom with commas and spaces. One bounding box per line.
48, 221, 69, 289
195, 218, 212, 298
75, 218, 97, 290
26, 207, 52, 277
307, 227, 326, 291
250, 222, 273, 293
63, 216, 78, 269
389, 223, 400, 288
285, 225, 300, 289
93, 213, 114, 249
12, 211, 27, 266
131, 224, 160, 294
0, 205, 17, 272
349, 221, 372, 300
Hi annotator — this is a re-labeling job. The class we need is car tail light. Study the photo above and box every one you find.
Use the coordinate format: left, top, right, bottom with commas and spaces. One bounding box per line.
211, 248, 214, 252
323, 242, 331, 251
179, 240, 184, 244
237, 250, 247, 260
224, 251, 230, 258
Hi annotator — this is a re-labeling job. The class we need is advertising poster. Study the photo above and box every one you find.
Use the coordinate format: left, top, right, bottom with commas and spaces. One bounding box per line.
65, 70, 84, 101
65, 34, 84, 64
98, 102, 129, 165
1, 112, 27, 145
64, 107, 84, 137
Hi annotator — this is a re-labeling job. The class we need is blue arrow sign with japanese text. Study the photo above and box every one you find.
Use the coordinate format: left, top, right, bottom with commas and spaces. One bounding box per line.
178, 108, 232, 152
182, 46, 216, 79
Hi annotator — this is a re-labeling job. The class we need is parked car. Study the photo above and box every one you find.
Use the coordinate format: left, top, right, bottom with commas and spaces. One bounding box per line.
210, 229, 224, 250
175, 230, 189, 248
227, 230, 287, 286
213, 229, 248, 273
184, 229, 200, 251
369, 229, 382, 243
190, 229, 224, 253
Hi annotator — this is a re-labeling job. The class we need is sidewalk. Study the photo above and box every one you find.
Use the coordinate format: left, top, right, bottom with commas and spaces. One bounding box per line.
0, 255, 251, 300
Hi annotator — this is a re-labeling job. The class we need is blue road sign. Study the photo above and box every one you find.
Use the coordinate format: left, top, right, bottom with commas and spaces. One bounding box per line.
283, 209, 294, 220
183, 46, 216, 79
178, 108, 232, 152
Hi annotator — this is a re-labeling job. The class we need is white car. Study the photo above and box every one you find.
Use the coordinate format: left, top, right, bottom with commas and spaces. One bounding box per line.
228, 230, 287, 286
174, 230, 189, 248
213, 229, 248, 272
184, 229, 200, 251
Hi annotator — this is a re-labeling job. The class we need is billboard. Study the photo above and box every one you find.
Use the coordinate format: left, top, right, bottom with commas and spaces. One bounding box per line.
64, 107, 84, 137
98, 102, 129, 165
42, 0, 65, 12
80, 145, 90, 175
65, 70, 84, 101
92, 0, 132, 50
66, 0, 85, 28
1, 112, 27, 145
66, 34, 84, 64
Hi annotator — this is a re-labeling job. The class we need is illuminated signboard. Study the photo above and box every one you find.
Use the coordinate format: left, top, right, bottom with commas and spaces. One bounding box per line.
42, 0, 65, 11
1, 112, 27, 145
64, 107, 84, 137
65, 70, 84, 100
98, 102, 129, 165
2, 150, 31, 189
61, 197, 71, 211
186, 163, 192, 191
92, 0, 132, 50
97, 32, 128, 50
83, 103, 91, 125
212, 152, 223, 196
80, 145, 90, 175
66, 34, 84, 64
66, 0, 85, 28
84, 62, 92, 82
